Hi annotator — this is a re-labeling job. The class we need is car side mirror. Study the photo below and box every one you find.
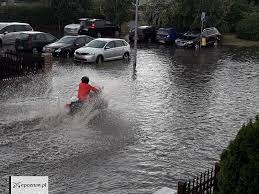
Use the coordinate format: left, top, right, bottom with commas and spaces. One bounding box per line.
105, 46, 111, 50
3, 31, 8, 35
85, 43, 88, 46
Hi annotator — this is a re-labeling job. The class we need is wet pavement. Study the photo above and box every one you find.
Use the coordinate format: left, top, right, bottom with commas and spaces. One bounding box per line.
0, 44, 259, 193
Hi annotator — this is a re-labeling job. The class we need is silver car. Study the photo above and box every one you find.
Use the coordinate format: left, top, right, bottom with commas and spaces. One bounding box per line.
74, 38, 130, 63
0, 22, 33, 47
64, 23, 80, 36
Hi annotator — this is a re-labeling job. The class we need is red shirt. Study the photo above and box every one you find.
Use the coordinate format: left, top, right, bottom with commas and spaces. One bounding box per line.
77, 83, 98, 102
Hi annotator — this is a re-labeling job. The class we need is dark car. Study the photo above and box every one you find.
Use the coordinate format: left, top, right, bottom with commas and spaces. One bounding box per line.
78, 18, 120, 38
15, 31, 57, 53
43, 35, 94, 57
175, 31, 201, 48
129, 26, 157, 43
201, 27, 221, 47
156, 27, 179, 44
175, 27, 221, 48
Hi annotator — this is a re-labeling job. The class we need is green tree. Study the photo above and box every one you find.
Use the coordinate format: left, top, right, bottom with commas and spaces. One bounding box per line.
218, 115, 259, 194
102, 0, 134, 27
236, 12, 259, 40
50, 0, 83, 31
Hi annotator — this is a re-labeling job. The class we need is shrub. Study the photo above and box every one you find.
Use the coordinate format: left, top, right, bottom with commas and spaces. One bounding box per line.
236, 12, 259, 40
218, 115, 259, 194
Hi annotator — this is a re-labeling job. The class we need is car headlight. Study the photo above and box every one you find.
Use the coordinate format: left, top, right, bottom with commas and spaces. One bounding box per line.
56, 48, 62, 52
187, 41, 193, 44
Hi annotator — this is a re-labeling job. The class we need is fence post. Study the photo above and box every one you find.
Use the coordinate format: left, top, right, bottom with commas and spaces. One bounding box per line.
213, 162, 220, 193
41, 53, 53, 72
178, 181, 186, 194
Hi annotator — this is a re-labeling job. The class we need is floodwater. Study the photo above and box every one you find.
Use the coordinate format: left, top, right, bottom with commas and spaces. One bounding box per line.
0, 45, 258, 193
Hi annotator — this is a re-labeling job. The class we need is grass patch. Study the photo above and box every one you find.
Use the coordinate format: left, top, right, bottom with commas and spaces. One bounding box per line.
222, 34, 259, 47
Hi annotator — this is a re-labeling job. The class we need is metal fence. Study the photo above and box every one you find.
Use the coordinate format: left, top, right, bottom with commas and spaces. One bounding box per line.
177, 163, 220, 194
0, 51, 44, 80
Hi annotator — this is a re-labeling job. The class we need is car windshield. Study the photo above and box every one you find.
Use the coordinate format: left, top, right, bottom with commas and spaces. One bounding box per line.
157, 29, 170, 35
87, 40, 107, 48
0, 24, 7, 30
182, 31, 200, 40
57, 36, 77, 44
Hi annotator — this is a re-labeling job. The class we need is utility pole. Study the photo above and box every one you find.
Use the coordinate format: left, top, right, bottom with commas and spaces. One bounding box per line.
133, 0, 139, 72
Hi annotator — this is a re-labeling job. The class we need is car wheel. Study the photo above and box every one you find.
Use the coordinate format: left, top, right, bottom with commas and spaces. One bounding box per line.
97, 32, 102, 38
123, 52, 129, 60
96, 55, 103, 64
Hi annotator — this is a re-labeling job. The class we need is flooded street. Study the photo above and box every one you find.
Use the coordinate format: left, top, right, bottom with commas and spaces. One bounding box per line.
0, 45, 259, 193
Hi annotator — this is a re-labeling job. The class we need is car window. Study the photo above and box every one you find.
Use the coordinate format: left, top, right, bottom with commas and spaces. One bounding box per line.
18, 33, 30, 40
115, 40, 124, 47
75, 37, 85, 45
85, 37, 93, 43
34, 34, 46, 41
45, 33, 56, 42
122, 40, 128, 46
87, 39, 107, 48
24, 25, 33, 31
106, 41, 115, 48
15, 25, 26, 32
157, 29, 169, 35
3, 25, 15, 33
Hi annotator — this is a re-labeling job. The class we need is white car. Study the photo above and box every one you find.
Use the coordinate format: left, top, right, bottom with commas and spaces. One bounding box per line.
64, 23, 80, 36
0, 22, 33, 47
74, 38, 130, 63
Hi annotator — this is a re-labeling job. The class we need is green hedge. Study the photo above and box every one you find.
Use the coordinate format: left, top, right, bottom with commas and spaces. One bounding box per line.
236, 12, 259, 41
218, 115, 259, 194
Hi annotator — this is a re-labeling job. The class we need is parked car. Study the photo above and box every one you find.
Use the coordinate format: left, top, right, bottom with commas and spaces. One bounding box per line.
74, 38, 130, 63
43, 35, 94, 57
201, 27, 221, 46
64, 23, 81, 36
15, 31, 57, 53
175, 31, 201, 48
129, 26, 157, 42
175, 27, 221, 48
156, 27, 179, 44
0, 22, 33, 47
78, 18, 120, 38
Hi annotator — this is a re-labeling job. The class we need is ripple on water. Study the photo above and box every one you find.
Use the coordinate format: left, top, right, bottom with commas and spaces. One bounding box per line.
0, 46, 258, 193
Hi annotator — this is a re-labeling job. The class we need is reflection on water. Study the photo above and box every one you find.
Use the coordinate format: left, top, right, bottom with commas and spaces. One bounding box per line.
0, 45, 258, 193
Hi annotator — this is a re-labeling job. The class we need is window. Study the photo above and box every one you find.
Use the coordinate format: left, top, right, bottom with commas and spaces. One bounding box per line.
115, 40, 124, 47
45, 33, 56, 42
85, 37, 93, 43
15, 25, 26, 32
106, 41, 115, 48
34, 34, 46, 41
24, 25, 33, 31
3, 25, 15, 33
122, 40, 128, 46
75, 37, 85, 45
